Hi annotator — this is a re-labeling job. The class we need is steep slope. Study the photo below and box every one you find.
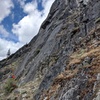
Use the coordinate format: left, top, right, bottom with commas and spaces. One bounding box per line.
0, 0, 100, 100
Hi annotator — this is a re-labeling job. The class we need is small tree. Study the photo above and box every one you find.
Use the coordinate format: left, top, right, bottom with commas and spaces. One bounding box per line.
4, 78, 17, 94
7, 49, 11, 57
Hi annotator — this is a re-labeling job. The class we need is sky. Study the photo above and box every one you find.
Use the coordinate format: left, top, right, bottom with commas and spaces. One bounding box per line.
0, 0, 55, 60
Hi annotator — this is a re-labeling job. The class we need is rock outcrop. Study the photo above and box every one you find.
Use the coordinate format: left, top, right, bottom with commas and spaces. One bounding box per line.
0, 0, 100, 100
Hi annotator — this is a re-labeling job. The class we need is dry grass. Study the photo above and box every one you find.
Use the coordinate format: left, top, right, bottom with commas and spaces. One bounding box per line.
40, 17, 100, 100
41, 69, 78, 100
41, 84, 60, 100
69, 47, 100, 66
41, 45, 100, 100
55, 69, 78, 81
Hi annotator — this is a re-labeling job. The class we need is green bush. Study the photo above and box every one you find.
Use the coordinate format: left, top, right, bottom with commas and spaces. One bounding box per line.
4, 78, 17, 94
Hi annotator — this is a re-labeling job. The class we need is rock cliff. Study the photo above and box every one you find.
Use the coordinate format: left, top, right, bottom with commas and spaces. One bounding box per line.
0, 0, 100, 100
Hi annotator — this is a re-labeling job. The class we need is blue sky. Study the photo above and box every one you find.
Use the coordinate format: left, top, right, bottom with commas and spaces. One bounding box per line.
0, 0, 55, 60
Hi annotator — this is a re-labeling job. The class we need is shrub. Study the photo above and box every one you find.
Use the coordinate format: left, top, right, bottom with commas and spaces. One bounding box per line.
4, 78, 17, 94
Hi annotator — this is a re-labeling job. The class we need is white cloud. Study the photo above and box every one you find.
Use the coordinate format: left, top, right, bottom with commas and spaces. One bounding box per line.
0, 25, 9, 37
0, 0, 55, 60
17, 0, 26, 8
23, 1, 37, 14
12, 0, 55, 43
0, 0, 15, 60
0, 0, 14, 23
0, 38, 23, 60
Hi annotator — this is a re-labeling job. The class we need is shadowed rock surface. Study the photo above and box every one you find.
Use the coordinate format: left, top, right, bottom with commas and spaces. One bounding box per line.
0, 0, 100, 100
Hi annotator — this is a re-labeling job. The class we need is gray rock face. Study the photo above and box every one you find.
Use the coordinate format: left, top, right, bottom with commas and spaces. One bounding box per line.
0, 0, 100, 100
60, 85, 79, 100
93, 73, 100, 100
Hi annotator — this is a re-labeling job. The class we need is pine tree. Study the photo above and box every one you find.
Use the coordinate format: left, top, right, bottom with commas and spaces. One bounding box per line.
7, 49, 11, 57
